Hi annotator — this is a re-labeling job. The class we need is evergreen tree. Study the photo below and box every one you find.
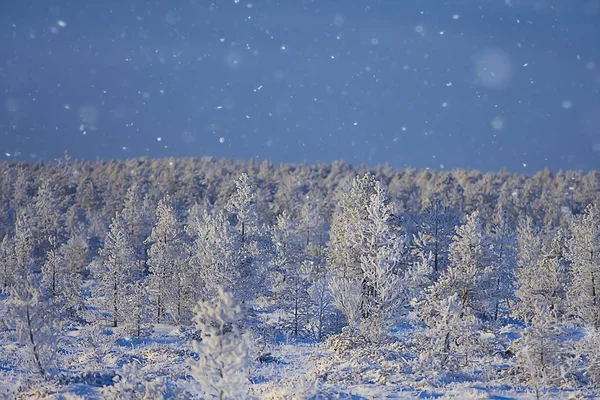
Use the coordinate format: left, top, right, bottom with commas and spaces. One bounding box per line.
124, 278, 152, 337
225, 173, 259, 244
513, 217, 547, 322
189, 287, 252, 400
271, 211, 312, 337
412, 199, 457, 275
415, 212, 490, 369
98, 212, 137, 328
145, 194, 187, 323
225, 173, 267, 302
513, 305, 569, 399
566, 204, 600, 329
356, 181, 405, 342
32, 180, 64, 259
0, 234, 15, 292
416, 294, 481, 371
13, 207, 35, 283
186, 209, 239, 301
327, 174, 379, 279
486, 209, 516, 320
3, 279, 60, 378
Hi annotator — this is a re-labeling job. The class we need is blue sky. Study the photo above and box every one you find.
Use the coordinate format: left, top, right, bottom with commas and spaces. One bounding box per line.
1, 0, 599, 172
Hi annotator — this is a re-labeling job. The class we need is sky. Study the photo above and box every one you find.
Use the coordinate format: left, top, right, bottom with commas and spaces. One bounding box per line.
0, 0, 599, 172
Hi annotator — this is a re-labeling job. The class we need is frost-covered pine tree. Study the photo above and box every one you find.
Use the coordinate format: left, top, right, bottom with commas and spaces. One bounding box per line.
327, 175, 406, 340
308, 273, 335, 340
485, 209, 516, 321
57, 232, 88, 316
412, 199, 458, 275
327, 174, 378, 279
3, 279, 60, 378
145, 194, 188, 323
566, 204, 600, 329
356, 181, 405, 342
404, 250, 435, 304
186, 209, 239, 301
431, 212, 489, 314
98, 212, 137, 328
271, 211, 312, 337
77, 322, 112, 375
514, 228, 568, 322
124, 278, 152, 337
225, 173, 259, 245
516, 216, 542, 270
0, 234, 15, 292
513, 305, 568, 399
416, 294, 480, 371
42, 237, 61, 296
513, 217, 546, 322
189, 287, 252, 400
32, 181, 64, 258
13, 207, 35, 283
122, 182, 151, 259
298, 199, 327, 260
415, 212, 489, 370
225, 173, 268, 302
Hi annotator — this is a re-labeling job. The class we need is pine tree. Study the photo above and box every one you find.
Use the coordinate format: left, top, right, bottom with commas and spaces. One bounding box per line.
145, 194, 187, 323
4, 279, 60, 378
566, 204, 600, 329
98, 212, 137, 328
32, 180, 64, 259
0, 234, 15, 292
186, 209, 239, 301
356, 181, 405, 342
327, 175, 406, 340
434, 212, 489, 314
271, 211, 312, 337
225, 173, 259, 244
124, 278, 152, 337
225, 173, 267, 302
486, 209, 516, 321
42, 237, 61, 296
58, 232, 88, 316
404, 250, 435, 304
189, 287, 252, 400
13, 208, 35, 283
412, 199, 457, 275
122, 182, 151, 258
415, 212, 489, 369
513, 305, 568, 399
328, 275, 363, 329
308, 273, 335, 340
327, 174, 379, 279
416, 294, 481, 371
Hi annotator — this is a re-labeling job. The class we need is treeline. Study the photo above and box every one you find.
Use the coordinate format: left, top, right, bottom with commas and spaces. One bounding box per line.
1, 154, 600, 397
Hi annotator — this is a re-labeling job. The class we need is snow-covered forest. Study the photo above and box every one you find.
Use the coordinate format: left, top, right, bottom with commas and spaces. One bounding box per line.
1, 155, 600, 399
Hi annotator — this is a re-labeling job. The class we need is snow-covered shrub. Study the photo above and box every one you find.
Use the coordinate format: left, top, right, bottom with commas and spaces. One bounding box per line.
100, 362, 167, 400
323, 326, 370, 354
578, 330, 600, 387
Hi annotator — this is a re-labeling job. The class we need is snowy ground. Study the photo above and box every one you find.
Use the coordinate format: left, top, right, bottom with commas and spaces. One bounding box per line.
2, 317, 596, 399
